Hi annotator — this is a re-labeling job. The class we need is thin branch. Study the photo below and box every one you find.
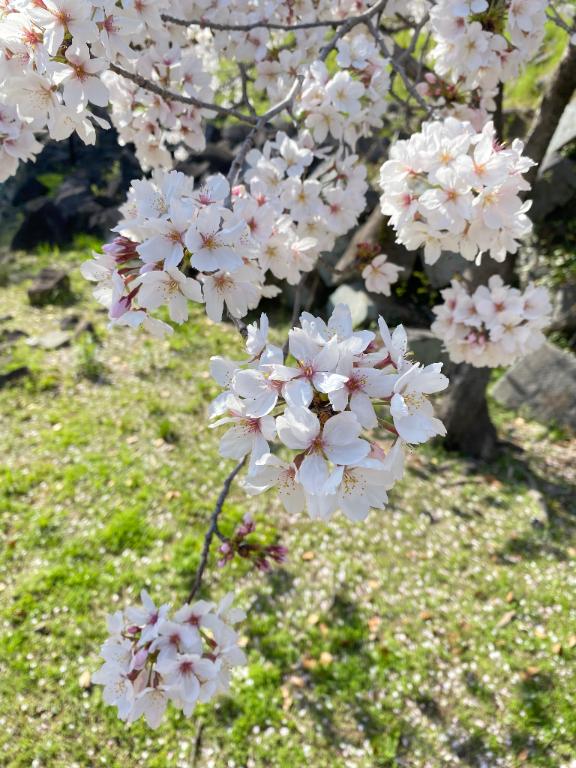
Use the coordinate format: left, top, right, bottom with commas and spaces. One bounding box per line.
365, 18, 433, 114
397, 12, 430, 65
318, 0, 389, 60
187, 457, 247, 603
108, 62, 259, 125
282, 274, 307, 358
547, 3, 575, 34
162, 0, 388, 33
237, 63, 257, 116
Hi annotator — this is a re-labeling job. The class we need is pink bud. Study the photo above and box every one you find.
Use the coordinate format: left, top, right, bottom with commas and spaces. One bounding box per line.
109, 295, 131, 319
266, 545, 288, 563
255, 557, 271, 572
131, 648, 149, 670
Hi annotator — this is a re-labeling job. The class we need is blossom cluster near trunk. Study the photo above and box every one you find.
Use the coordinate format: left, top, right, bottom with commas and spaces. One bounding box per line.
92, 591, 246, 729
379, 118, 534, 265
431, 275, 551, 367
210, 305, 449, 522
430, 0, 548, 92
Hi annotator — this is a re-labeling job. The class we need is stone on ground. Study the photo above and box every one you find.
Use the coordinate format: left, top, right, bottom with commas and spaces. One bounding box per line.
492, 341, 576, 431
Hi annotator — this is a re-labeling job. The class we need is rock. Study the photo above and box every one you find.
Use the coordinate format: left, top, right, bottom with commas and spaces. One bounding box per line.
371, 294, 431, 328
550, 280, 576, 336
12, 199, 67, 250
423, 251, 471, 288
406, 328, 449, 366
12, 176, 49, 205
492, 341, 576, 431
0, 366, 30, 388
87, 205, 121, 234
531, 157, 576, 222
28, 267, 73, 307
60, 313, 81, 330
544, 101, 576, 158
327, 283, 376, 327
27, 330, 72, 350
0, 329, 28, 346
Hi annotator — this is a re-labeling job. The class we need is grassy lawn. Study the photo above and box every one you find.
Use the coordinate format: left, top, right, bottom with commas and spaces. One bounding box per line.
1, 249, 575, 767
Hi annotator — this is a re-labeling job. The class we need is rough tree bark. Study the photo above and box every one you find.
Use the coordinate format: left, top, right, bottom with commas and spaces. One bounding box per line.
438, 43, 576, 459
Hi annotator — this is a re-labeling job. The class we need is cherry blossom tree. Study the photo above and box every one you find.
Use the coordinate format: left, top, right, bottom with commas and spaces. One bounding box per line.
1, 0, 575, 728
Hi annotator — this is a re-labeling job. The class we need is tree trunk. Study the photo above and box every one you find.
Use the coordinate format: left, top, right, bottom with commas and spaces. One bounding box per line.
437, 365, 497, 459
439, 43, 576, 460
524, 43, 576, 186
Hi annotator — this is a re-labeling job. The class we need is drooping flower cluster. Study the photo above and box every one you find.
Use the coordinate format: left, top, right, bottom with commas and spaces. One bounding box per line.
431, 275, 551, 367
93, 590, 247, 729
81, 134, 368, 333
217, 513, 288, 571
379, 117, 534, 265
429, 0, 548, 91
209, 305, 449, 522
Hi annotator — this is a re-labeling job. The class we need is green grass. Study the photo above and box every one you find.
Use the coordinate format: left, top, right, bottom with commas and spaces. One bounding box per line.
1, 249, 576, 767
506, 22, 569, 110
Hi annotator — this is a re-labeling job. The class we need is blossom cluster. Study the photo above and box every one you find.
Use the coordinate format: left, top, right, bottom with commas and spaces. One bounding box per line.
81, 133, 368, 333
379, 117, 534, 265
296, 32, 391, 148
93, 590, 247, 729
430, 0, 548, 91
0, 0, 398, 178
0, 0, 117, 175
209, 304, 449, 522
431, 275, 551, 367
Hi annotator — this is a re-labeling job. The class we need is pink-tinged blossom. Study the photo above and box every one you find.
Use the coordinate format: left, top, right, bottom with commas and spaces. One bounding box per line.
432, 277, 551, 367
137, 268, 203, 323
379, 118, 535, 264
94, 591, 247, 728
362, 254, 404, 296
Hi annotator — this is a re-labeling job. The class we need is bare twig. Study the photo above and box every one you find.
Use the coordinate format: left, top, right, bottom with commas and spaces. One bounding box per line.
318, 0, 389, 60
187, 457, 247, 603
547, 3, 575, 34
108, 62, 260, 125
237, 63, 257, 116
281, 274, 307, 358
162, 0, 388, 33
365, 18, 433, 114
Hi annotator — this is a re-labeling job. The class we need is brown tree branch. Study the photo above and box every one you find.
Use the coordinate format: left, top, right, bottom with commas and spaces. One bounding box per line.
162, 0, 389, 33
187, 457, 247, 603
108, 62, 259, 125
